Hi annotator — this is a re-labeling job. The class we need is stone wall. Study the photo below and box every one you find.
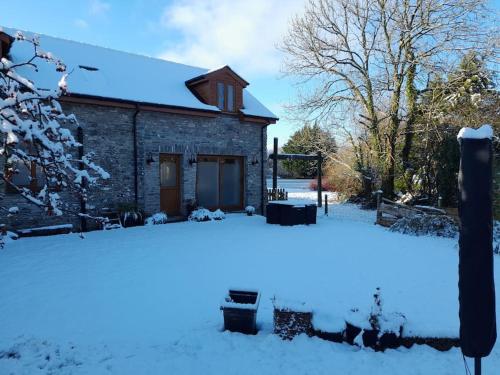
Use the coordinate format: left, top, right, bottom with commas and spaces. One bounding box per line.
1, 102, 269, 230
136, 111, 266, 216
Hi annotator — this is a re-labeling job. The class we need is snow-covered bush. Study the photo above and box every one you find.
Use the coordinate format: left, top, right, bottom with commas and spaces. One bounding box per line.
245, 205, 255, 216
188, 208, 225, 222
189, 208, 212, 222
211, 209, 225, 221
0, 31, 108, 224
346, 288, 406, 349
390, 215, 458, 238
369, 287, 383, 330
145, 212, 168, 225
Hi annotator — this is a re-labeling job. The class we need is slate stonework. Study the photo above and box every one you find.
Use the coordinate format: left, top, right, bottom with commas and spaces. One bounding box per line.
1, 102, 269, 230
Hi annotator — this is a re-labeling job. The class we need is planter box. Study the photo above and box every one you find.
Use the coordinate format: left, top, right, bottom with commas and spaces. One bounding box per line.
272, 297, 313, 340
274, 308, 313, 340
220, 289, 260, 335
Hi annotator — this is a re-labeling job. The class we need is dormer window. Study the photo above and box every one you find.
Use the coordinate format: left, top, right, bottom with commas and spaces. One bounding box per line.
217, 82, 225, 110
227, 84, 234, 112
185, 65, 249, 113
216, 82, 235, 112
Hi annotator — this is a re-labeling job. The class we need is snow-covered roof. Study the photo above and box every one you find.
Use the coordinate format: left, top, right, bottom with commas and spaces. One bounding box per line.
3, 27, 278, 120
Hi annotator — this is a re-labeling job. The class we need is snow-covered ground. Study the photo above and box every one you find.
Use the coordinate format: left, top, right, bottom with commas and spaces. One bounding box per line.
1, 197, 499, 374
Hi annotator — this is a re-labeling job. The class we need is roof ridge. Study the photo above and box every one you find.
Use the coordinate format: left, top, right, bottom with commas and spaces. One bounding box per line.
1, 24, 209, 72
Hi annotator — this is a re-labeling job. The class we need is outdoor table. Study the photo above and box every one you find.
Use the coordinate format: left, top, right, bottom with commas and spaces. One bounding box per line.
266, 200, 317, 226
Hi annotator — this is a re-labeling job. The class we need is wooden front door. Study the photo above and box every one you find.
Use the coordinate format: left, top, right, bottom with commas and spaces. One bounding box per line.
160, 154, 180, 216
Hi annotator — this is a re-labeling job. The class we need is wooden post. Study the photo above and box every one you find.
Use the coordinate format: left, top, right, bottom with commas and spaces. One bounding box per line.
324, 194, 328, 216
273, 137, 278, 191
317, 151, 322, 208
376, 191, 382, 224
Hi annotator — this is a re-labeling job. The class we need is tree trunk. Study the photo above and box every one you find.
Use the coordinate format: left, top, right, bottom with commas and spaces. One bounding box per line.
401, 51, 417, 171
382, 140, 396, 197
382, 72, 403, 197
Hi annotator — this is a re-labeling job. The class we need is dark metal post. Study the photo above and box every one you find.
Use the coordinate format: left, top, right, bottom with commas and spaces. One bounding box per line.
317, 151, 322, 207
376, 191, 382, 224
438, 196, 443, 208
273, 137, 278, 191
458, 128, 496, 366
324, 194, 328, 216
474, 358, 481, 375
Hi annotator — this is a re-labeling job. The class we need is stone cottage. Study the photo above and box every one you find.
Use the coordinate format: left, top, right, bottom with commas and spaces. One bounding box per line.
0, 28, 277, 230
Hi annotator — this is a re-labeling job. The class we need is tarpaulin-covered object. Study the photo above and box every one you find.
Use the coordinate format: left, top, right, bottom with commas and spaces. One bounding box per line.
458, 125, 496, 358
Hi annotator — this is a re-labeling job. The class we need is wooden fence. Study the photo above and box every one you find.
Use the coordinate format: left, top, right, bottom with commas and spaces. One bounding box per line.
375, 192, 448, 227
267, 188, 288, 202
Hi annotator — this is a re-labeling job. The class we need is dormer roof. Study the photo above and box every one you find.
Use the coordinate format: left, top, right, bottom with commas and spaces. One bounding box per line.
186, 65, 249, 87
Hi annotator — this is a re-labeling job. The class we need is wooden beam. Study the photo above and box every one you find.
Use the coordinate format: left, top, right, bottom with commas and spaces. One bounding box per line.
59, 95, 219, 118
317, 151, 322, 207
269, 153, 320, 161
273, 137, 278, 190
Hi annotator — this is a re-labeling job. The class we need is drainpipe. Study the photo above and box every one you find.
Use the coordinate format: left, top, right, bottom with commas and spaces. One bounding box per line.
261, 124, 270, 215
77, 126, 87, 232
132, 105, 140, 207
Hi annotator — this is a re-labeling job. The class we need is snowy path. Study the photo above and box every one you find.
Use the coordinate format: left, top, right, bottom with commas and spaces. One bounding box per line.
1, 204, 499, 374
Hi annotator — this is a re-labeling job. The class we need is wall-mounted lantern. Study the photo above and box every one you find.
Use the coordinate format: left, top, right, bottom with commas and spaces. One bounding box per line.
250, 155, 259, 165
146, 153, 155, 165
188, 155, 197, 166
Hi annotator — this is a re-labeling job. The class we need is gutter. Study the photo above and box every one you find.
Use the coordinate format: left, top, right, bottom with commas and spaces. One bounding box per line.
133, 105, 140, 207
61, 93, 220, 117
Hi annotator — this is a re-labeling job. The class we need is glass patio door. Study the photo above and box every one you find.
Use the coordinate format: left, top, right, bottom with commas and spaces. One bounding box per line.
196, 156, 243, 210
197, 157, 220, 208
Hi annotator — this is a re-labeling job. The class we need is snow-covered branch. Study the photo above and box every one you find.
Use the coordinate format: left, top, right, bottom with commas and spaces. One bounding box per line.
1, 31, 109, 232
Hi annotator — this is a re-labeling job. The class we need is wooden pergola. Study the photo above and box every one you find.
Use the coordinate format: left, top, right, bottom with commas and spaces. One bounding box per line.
269, 137, 323, 207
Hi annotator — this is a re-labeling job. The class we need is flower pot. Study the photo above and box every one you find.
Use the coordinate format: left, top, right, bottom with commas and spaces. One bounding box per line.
220, 289, 260, 335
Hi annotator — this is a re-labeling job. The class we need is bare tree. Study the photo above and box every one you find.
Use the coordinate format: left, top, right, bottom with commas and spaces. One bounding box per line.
281, 0, 494, 196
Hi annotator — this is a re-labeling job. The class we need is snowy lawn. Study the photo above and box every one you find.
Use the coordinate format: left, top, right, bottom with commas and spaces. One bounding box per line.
1, 202, 499, 374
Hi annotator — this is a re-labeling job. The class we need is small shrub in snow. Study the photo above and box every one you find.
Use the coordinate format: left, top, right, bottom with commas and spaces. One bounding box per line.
369, 287, 383, 331
188, 208, 226, 222
211, 209, 225, 221
120, 211, 144, 227
346, 288, 406, 350
145, 212, 168, 225
390, 215, 458, 238
189, 208, 212, 222
245, 205, 256, 216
